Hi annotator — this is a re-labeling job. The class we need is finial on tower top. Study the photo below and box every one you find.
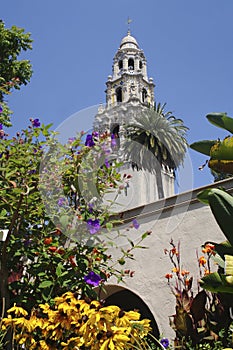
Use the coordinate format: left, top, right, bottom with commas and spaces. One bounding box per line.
127, 17, 132, 35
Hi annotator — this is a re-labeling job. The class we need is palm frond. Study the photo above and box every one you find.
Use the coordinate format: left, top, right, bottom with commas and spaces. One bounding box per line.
122, 103, 189, 173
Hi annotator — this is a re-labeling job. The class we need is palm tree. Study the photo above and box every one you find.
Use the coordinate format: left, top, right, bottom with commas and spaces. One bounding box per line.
122, 102, 189, 199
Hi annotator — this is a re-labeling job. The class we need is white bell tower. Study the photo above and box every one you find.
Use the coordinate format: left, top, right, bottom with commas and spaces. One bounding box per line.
94, 30, 175, 210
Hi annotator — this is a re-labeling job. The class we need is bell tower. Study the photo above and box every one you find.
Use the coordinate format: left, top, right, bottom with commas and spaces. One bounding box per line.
105, 30, 155, 108
94, 30, 175, 210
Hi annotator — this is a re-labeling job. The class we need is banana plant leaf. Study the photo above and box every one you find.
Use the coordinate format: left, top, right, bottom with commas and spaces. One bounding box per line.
209, 241, 233, 261
197, 188, 233, 246
225, 254, 233, 275
189, 140, 217, 156
200, 272, 233, 293
206, 113, 233, 134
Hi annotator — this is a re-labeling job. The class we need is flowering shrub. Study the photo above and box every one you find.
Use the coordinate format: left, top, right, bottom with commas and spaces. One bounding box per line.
1, 291, 152, 349
0, 119, 151, 314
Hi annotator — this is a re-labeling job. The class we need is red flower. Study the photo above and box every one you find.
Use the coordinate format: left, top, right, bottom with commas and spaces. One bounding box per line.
48, 246, 57, 252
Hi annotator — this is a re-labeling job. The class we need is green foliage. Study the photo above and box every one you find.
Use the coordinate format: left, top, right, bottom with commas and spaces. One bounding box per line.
190, 111, 233, 348
189, 140, 216, 157
206, 112, 233, 134
124, 102, 188, 172
197, 188, 233, 245
190, 112, 233, 178
0, 20, 33, 127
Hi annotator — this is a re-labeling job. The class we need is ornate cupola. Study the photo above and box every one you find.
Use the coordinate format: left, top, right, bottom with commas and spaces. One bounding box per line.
105, 30, 155, 108
94, 30, 156, 133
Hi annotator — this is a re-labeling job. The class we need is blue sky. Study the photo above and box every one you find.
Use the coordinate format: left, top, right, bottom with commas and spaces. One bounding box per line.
2, 0, 233, 191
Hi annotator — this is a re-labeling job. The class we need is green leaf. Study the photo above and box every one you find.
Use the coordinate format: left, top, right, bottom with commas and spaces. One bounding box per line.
141, 232, 149, 240
208, 189, 233, 245
197, 188, 233, 245
39, 280, 53, 289
225, 255, 233, 276
106, 222, 113, 231
56, 263, 63, 277
210, 241, 233, 261
200, 272, 233, 293
206, 113, 233, 134
189, 140, 217, 156
197, 189, 213, 204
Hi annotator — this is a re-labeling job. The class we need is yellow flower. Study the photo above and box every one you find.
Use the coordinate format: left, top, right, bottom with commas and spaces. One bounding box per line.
7, 304, 28, 317
116, 310, 140, 327
99, 327, 131, 350
61, 336, 83, 349
38, 340, 51, 350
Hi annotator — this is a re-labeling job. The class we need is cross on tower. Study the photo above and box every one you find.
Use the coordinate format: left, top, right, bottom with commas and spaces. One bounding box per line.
127, 17, 132, 34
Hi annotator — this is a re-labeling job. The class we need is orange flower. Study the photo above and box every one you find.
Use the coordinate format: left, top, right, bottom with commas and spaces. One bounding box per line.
185, 277, 193, 288
172, 267, 179, 273
199, 256, 207, 266
181, 270, 190, 276
165, 273, 173, 279
202, 243, 215, 254
44, 237, 52, 245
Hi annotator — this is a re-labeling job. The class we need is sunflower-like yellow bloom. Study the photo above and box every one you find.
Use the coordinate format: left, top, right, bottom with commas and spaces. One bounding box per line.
7, 303, 28, 317
1, 292, 151, 349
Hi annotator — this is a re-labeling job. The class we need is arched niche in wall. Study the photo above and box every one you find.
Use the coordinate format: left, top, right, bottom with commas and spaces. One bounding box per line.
115, 87, 122, 102
95, 284, 159, 338
118, 60, 123, 70
128, 58, 134, 70
142, 88, 148, 103
110, 124, 120, 149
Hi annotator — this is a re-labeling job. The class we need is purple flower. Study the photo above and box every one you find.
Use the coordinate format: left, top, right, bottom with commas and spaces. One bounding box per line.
0, 124, 3, 130
88, 202, 94, 213
111, 134, 117, 147
132, 219, 140, 229
58, 197, 66, 207
86, 218, 101, 234
92, 131, 98, 137
160, 338, 169, 349
84, 271, 101, 286
0, 105, 3, 114
85, 134, 95, 147
104, 159, 110, 168
32, 118, 41, 127
68, 137, 75, 143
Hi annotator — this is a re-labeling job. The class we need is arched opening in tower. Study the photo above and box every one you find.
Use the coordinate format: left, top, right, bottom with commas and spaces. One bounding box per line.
128, 58, 134, 70
139, 60, 143, 69
111, 124, 120, 149
142, 88, 148, 103
118, 60, 123, 70
116, 87, 122, 103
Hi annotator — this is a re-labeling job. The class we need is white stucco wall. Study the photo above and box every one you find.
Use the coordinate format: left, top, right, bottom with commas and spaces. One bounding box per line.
106, 178, 233, 340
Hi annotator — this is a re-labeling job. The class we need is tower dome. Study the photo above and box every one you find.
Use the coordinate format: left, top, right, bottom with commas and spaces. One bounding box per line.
120, 31, 139, 50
